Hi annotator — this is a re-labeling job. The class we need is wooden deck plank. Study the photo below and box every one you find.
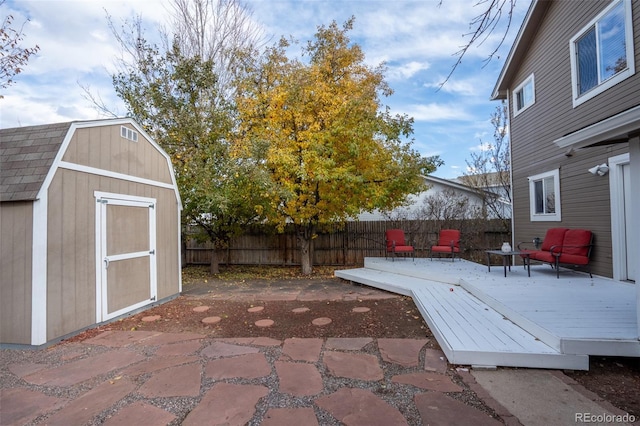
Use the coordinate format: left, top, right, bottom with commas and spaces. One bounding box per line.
416, 287, 492, 351
334, 268, 418, 297
459, 275, 639, 344
413, 286, 554, 353
338, 257, 640, 365
362, 257, 639, 344
336, 267, 589, 370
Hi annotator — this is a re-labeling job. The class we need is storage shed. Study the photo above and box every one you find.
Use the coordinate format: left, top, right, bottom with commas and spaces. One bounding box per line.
1, 118, 182, 347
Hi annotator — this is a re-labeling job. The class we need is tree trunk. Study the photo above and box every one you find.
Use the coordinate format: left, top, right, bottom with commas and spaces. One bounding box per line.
299, 237, 312, 275
297, 226, 314, 275
210, 248, 220, 275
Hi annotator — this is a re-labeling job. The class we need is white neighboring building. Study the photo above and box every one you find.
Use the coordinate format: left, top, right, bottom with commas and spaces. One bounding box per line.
356, 175, 508, 221
455, 171, 512, 220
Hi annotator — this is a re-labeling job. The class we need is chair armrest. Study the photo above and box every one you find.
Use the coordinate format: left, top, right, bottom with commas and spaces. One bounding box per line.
549, 244, 561, 256
517, 241, 534, 250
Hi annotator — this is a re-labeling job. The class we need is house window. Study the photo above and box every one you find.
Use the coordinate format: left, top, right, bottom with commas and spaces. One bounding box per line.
528, 169, 561, 221
570, 0, 635, 107
513, 74, 535, 116
121, 126, 138, 142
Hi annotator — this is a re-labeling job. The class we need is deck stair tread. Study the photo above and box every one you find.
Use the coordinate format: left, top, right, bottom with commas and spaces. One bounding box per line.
335, 268, 589, 370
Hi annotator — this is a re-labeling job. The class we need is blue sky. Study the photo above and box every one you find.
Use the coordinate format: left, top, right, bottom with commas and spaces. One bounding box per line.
1, 0, 529, 179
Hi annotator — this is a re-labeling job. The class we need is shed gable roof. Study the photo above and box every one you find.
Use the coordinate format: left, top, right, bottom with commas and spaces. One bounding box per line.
0, 122, 72, 202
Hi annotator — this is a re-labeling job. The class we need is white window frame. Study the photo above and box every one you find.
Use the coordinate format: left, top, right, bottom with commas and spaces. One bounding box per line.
528, 169, 561, 222
512, 74, 535, 117
569, 0, 635, 107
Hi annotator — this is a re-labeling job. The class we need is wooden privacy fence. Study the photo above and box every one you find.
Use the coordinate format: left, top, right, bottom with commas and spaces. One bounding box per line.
184, 219, 510, 267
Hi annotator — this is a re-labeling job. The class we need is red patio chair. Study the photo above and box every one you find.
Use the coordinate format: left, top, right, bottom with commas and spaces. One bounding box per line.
430, 229, 461, 262
517, 228, 593, 278
385, 229, 415, 261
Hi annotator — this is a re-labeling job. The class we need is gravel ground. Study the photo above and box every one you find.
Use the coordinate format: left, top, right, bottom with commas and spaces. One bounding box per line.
1, 334, 502, 425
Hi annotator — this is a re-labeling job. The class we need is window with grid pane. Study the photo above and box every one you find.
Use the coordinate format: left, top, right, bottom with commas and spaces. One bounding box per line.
570, 0, 634, 106
513, 74, 535, 116
529, 169, 561, 221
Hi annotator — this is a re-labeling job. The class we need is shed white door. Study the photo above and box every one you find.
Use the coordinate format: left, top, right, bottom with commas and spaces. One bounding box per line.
96, 193, 157, 321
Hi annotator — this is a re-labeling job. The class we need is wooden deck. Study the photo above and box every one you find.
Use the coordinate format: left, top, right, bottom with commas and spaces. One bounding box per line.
335, 257, 640, 370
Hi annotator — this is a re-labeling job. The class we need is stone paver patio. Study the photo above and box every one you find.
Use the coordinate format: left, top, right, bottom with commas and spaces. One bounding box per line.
0, 330, 502, 425
1, 278, 630, 425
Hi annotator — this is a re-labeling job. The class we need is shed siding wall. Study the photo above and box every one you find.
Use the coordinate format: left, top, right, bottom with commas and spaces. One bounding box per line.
508, 0, 638, 278
46, 168, 95, 340
62, 125, 172, 185
46, 170, 179, 340
0, 202, 33, 344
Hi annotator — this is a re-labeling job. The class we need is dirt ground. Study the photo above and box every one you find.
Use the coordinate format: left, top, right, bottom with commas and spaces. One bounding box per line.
71, 265, 640, 418
81, 297, 435, 342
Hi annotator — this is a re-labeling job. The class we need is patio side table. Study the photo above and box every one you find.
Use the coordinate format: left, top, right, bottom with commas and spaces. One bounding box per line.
485, 250, 531, 277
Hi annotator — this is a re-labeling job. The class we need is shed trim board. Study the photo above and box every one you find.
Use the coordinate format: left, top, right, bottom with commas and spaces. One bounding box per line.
31, 195, 48, 345
59, 161, 176, 190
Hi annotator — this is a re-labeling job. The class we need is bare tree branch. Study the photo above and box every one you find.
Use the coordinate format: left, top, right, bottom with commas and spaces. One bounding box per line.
0, 0, 40, 95
78, 81, 120, 118
81, 0, 266, 114
461, 102, 511, 231
166, 0, 267, 98
438, 0, 517, 89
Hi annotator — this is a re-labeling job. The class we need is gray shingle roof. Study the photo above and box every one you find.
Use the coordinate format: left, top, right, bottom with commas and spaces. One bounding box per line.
0, 122, 72, 202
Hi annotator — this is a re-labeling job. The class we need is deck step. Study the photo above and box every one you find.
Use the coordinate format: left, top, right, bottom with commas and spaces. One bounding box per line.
336, 268, 589, 370
363, 257, 464, 284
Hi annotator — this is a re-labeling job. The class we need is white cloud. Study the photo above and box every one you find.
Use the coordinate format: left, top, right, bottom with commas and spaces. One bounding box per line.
0, 0, 168, 128
387, 61, 431, 81
91, 30, 110, 43
1, 0, 528, 181
474, 130, 490, 140
404, 103, 473, 122
425, 76, 485, 97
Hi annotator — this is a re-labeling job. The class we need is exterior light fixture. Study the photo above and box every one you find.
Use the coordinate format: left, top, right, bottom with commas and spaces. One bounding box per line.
588, 163, 609, 176
533, 237, 541, 249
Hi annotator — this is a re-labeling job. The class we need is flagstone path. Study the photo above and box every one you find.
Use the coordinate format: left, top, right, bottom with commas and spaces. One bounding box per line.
1, 330, 505, 425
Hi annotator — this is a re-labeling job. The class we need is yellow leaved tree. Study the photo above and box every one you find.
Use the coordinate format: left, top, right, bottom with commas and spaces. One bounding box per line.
234, 18, 440, 275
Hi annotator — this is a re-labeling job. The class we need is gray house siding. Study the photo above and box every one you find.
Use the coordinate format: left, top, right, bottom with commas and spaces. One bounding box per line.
507, 0, 638, 278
